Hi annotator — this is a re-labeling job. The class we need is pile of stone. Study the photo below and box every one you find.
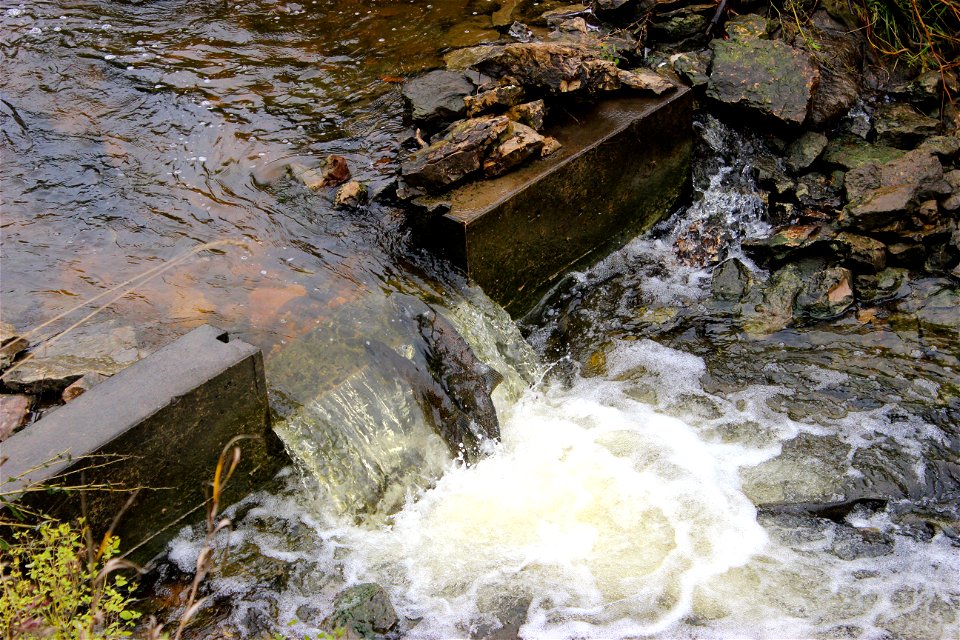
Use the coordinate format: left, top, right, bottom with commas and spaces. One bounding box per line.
0, 321, 145, 441
398, 25, 676, 196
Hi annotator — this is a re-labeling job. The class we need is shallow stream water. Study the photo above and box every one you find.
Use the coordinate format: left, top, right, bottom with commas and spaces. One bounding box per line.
3, 0, 958, 638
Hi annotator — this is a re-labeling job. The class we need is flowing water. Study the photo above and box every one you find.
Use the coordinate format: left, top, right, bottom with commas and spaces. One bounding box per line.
3, 0, 958, 638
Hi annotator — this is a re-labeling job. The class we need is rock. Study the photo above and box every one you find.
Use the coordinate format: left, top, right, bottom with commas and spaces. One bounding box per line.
505, 99, 546, 131
650, 12, 710, 43
464, 84, 525, 117
795, 172, 843, 210
840, 149, 948, 230
858, 267, 910, 303
2, 323, 145, 395
707, 36, 818, 126
786, 131, 829, 173
712, 258, 754, 301
941, 169, 960, 212
334, 181, 367, 209
821, 135, 905, 170
873, 102, 940, 149
918, 135, 960, 160
62, 372, 109, 402
795, 266, 855, 320
725, 13, 769, 40
483, 121, 545, 177
806, 11, 863, 127
301, 155, 351, 190
0, 394, 32, 442
401, 70, 475, 128
401, 115, 511, 192
540, 136, 562, 156
591, 0, 641, 20
743, 224, 824, 266
464, 42, 674, 96
538, 4, 592, 27
889, 69, 958, 106
669, 50, 711, 87
835, 232, 887, 273
745, 264, 805, 334
323, 583, 398, 639
617, 67, 675, 94
0, 322, 28, 370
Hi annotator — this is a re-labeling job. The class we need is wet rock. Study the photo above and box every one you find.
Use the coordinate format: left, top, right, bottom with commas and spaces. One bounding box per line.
402, 70, 475, 129
831, 525, 895, 560
873, 102, 940, 149
2, 323, 144, 395
795, 172, 843, 211
334, 181, 368, 209
725, 13, 769, 40
323, 583, 398, 639
840, 149, 948, 230
0, 322, 28, 370
857, 268, 910, 304
707, 35, 818, 126
744, 264, 805, 334
786, 131, 828, 173
464, 84, 525, 117
743, 224, 824, 267
301, 155, 351, 190
400, 115, 511, 192
806, 11, 863, 127
893, 278, 960, 333
483, 121, 546, 177
591, 0, 641, 21
711, 258, 754, 301
942, 169, 960, 211
505, 99, 546, 131
794, 266, 854, 320
538, 4, 592, 27
650, 12, 710, 43
835, 232, 887, 273
0, 394, 32, 442
540, 135, 562, 156
889, 69, 958, 107
617, 67, 675, 94
62, 371, 108, 402
821, 135, 905, 170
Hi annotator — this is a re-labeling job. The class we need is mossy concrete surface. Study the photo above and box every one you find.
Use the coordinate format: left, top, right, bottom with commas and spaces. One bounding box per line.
0, 324, 285, 563
419, 88, 693, 316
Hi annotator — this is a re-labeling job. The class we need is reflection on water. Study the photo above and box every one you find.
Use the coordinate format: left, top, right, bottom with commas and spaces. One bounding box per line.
1, 0, 501, 351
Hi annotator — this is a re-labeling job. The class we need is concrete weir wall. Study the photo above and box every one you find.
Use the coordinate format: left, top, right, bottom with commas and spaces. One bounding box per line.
421, 87, 693, 316
0, 325, 285, 562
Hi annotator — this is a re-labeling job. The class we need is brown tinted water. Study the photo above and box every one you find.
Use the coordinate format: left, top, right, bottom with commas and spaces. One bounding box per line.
1, 0, 505, 353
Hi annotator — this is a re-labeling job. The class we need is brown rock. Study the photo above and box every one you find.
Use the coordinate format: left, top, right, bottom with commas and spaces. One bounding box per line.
506, 100, 546, 131
617, 67, 675, 95
0, 394, 32, 442
464, 84, 525, 117
483, 121, 546, 177
401, 115, 512, 191
795, 267, 855, 320
540, 136, 563, 157
301, 155, 352, 189
807, 11, 863, 127
62, 372, 109, 403
334, 181, 368, 209
0, 322, 28, 370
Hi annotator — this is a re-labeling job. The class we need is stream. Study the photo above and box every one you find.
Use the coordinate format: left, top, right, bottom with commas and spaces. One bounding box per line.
2, 0, 958, 638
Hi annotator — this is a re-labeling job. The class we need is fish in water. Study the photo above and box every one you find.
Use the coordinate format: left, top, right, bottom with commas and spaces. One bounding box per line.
417, 309, 503, 441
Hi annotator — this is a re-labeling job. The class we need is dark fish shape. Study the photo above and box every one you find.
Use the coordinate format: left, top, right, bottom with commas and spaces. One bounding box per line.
363, 339, 487, 464
417, 309, 503, 442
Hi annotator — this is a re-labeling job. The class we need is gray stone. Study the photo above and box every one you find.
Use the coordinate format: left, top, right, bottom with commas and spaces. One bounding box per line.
669, 50, 711, 88
707, 37, 818, 126
874, 102, 940, 149
0, 394, 31, 442
0, 325, 284, 563
918, 135, 960, 160
835, 232, 887, 273
744, 264, 804, 334
323, 584, 398, 639
795, 267, 855, 320
712, 258, 754, 301
2, 322, 145, 395
650, 12, 709, 42
942, 169, 960, 212
401, 70, 475, 127
786, 131, 829, 173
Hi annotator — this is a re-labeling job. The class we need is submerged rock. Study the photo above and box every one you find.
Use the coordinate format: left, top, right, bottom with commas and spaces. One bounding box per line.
301, 155, 352, 190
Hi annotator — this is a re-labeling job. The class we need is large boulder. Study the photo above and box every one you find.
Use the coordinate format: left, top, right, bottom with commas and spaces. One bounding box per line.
707, 26, 818, 127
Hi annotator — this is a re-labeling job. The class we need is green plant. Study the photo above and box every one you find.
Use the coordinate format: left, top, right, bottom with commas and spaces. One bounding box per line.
600, 43, 620, 66
0, 519, 141, 639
